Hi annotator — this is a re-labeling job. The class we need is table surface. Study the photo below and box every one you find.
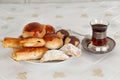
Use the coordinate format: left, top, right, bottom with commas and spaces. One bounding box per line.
0, 1, 120, 80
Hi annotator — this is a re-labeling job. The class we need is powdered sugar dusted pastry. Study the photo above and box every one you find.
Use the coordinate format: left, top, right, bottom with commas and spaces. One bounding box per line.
40, 50, 69, 62
60, 43, 81, 57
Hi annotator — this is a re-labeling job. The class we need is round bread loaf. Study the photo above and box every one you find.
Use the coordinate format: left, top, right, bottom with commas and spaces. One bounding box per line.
22, 22, 46, 38
44, 33, 63, 49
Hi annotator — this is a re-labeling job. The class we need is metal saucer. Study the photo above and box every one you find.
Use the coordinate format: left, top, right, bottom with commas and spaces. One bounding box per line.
81, 37, 116, 54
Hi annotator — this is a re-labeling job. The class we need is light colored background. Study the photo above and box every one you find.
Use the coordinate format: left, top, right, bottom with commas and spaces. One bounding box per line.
0, 1, 120, 80
0, 0, 118, 3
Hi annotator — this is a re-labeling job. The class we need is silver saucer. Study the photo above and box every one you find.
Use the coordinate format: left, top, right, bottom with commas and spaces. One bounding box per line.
81, 37, 116, 54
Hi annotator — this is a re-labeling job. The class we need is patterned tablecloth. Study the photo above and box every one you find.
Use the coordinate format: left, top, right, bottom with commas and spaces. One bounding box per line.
0, 1, 120, 80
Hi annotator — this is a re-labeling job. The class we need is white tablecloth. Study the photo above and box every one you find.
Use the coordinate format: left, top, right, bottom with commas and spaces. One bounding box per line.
0, 1, 120, 80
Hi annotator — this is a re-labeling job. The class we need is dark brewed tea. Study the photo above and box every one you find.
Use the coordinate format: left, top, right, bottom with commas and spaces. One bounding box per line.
92, 24, 107, 32
91, 24, 107, 46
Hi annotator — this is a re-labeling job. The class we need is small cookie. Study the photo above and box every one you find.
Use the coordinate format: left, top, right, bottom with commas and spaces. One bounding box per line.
56, 29, 69, 39
64, 36, 80, 46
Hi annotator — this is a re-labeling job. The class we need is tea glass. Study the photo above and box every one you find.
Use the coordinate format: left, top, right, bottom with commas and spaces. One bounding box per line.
88, 19, 109, 53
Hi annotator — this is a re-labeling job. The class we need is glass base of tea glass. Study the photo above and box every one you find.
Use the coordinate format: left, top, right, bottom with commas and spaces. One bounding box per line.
88, 43, 109, 52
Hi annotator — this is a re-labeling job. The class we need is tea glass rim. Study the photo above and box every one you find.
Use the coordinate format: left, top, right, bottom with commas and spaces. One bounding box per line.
90, 19, 110, 26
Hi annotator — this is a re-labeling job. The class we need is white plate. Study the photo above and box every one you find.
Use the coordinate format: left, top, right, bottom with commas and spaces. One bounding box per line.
11, 29, 83, 64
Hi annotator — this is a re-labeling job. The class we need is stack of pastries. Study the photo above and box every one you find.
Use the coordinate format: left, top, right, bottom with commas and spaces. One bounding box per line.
2, 22, 81, 62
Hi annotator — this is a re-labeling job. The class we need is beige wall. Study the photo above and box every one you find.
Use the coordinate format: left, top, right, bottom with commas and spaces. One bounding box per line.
0, 0, 25, 3
0, 0, 116, 3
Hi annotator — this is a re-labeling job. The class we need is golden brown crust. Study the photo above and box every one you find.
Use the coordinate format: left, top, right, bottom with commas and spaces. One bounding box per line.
44, 34, 63, 49
20, 37, 46, 47
45, 25, 55, 34
22, 22, 46, 38
12, 47, 48, 61
2, 37, 21, 48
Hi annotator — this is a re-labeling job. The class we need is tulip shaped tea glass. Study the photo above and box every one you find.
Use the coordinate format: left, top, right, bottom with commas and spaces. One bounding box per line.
88, 19, 109, 53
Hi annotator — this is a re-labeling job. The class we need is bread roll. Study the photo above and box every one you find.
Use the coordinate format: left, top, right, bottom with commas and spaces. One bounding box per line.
12, 47, 48, 61
20, 37, 45, 47
2, 37, 21, 48
22, 22, 46, 38
44, 34, 63, 49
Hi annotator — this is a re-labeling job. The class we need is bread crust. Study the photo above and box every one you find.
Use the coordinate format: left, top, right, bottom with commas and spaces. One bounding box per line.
2, 37, 21, 48
45, 25, 55, 34
12, 47, 48, 61
20, 37, 46, 47
22, 22, 46, 38
44, 34, 63, 49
